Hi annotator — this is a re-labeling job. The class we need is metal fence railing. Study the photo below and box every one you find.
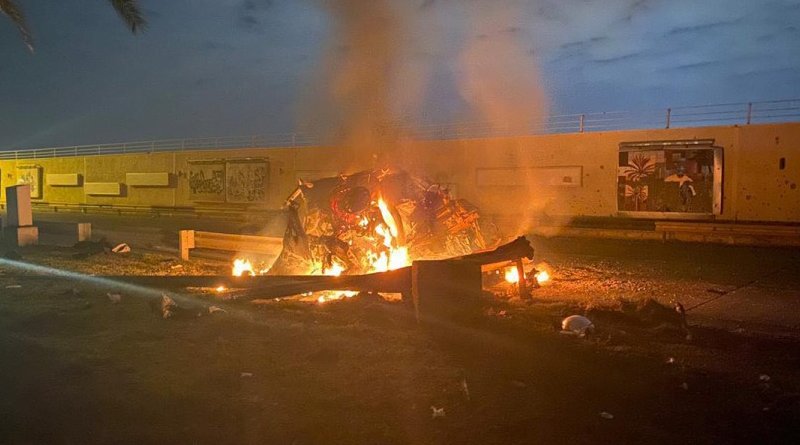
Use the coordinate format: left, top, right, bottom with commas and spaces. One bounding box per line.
1, 99, 798, 161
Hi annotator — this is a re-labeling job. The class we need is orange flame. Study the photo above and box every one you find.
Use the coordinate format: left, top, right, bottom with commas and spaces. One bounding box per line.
232, 259, 254, 277
317, 290, 358, 304
323, 259, 346, 277
504, 267, 520, 283
536, 270, 551, 285
377, 197, 399, 239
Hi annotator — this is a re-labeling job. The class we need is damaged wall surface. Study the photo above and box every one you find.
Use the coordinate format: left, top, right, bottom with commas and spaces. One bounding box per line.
0, 122, 798, 224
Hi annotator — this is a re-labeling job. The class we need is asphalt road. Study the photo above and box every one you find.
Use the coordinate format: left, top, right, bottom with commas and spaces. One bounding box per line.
27, 211, 800, 335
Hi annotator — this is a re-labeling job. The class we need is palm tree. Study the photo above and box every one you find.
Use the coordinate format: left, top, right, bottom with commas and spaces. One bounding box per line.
1, 0, 145, 52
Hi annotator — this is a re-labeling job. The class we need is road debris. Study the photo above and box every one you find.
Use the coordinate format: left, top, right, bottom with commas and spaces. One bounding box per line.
208, 305, 226, 315
240, 372, 254, 378
72, 239, 111, 259
111, 243, 131, 254
759, 374, 771, 382
431, 406, 446, 419
159, 294, 177, 319
460, 378, 470, 401
599, 411, 614, 420
561, 315, 594, 337
4, 284, 22, 289
106, 293, 122, 304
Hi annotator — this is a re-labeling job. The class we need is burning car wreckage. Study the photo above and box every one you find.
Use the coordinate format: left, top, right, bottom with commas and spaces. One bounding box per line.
249, 168, 550, 302
106, 168, 548, 308
269, 168, 492, 277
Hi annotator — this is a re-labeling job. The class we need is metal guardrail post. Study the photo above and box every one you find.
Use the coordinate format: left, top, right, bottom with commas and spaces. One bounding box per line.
665, 108, 671, 129
579, 114, 585, 133
746, 102, 753, 125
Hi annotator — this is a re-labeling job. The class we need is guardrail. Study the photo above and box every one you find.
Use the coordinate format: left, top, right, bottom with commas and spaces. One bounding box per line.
2, 99, 798, 161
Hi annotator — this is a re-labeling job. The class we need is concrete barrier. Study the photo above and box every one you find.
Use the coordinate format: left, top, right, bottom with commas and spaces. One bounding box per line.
179, 229, 283, 261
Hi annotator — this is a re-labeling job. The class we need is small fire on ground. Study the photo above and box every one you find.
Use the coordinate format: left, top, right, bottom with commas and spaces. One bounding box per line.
504, 264, 551, 286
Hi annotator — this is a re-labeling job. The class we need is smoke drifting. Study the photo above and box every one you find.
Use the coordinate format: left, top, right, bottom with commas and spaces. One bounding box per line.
459, 0, 548, 133
300, 0, 548, 164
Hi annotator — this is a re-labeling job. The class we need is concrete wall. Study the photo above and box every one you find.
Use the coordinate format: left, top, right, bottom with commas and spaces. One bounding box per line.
1, 122, 798, 223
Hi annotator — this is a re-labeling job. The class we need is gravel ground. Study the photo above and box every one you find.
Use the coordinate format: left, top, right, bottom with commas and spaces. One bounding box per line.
1, 238, 799, 444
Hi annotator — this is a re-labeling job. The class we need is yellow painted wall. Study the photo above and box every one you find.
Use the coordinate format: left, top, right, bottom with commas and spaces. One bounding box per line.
1, 122, 798, 223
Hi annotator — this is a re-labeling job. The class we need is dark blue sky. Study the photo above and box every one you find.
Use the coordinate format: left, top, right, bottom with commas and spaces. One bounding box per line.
1, 0, 798, 149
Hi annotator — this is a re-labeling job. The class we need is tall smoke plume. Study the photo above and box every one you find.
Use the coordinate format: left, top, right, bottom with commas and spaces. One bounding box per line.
300, 0, 549, 165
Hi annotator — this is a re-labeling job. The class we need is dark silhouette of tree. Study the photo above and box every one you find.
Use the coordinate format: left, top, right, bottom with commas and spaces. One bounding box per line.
1, 0, 145, 52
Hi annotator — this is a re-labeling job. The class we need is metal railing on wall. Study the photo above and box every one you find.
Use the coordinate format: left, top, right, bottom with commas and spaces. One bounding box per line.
1, 98, 798, 161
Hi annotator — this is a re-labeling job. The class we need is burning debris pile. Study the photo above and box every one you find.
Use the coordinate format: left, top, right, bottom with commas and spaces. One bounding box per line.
266, 168, 497, 277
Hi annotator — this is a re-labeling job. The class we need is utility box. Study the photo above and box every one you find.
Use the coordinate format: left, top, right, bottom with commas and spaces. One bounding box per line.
6, 184, 34, 227
3, 184, 38, 247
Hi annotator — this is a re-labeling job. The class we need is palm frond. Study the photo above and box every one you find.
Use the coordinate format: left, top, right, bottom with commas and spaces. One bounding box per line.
108, 0, 146, 33
0, 0, 34, 52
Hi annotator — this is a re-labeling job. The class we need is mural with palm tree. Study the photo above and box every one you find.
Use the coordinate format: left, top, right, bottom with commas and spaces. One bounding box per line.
624, 183, 649, 211
620, 152, 656, 211
621, 153, 656, 182
1, 0, 145, 52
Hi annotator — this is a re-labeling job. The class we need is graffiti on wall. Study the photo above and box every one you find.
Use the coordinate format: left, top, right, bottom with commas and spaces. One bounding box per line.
188, 158, 268, 203
618, 148, 715, 213
226, 159, 268, 203
16, 165, 42, 199
188, 160, 226, 202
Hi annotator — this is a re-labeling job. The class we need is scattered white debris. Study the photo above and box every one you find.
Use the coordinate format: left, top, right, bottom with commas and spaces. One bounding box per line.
759, 374, 771, 382
431, 406, 446, 419
111, 243, 131, 253
561, 315, 595, 337
161, 294, 177, 319
170, 264, 184, 270
666, 357, 675, 364
460, 378, 470, 401
208, 305, 226, 315
240, 372, 254, 378
599, 412, 614, 420
106, 293, 122, 304
4, 284, 22, 289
